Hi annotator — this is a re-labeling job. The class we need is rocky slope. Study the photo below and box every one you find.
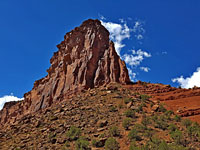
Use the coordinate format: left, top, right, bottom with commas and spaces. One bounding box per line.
0, 19, 130, 126
0, 83, 200, 150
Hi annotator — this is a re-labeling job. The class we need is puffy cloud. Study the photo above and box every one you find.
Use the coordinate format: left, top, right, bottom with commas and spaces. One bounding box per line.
127, 67, 136, 80
101, 20, 131, 55
0, 94, 23, 110
123, 49, 151, 67
172, 67, 200, 88
140, 67, 150, 72
100, 18, 149, 81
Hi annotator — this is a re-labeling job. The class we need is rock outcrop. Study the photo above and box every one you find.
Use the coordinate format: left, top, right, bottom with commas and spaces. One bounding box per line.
0, 19, 131, 126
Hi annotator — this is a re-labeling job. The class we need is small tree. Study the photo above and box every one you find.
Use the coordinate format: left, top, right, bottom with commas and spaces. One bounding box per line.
105, 137, 120, 150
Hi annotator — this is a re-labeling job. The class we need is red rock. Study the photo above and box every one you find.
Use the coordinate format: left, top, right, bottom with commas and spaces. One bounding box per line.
0, 19, 131, 126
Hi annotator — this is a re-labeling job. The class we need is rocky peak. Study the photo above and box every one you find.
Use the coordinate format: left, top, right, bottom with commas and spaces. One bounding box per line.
0, 19, 131, 126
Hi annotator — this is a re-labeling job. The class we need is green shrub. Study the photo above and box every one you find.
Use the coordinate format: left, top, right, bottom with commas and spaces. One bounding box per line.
136, 105, 143, 113
143, 128, 153, 138
155, 120, 168, 130
168, 143, 189, 150
168, 124, 177, 133
174, 115, 181, 122
170, 130, 183, 145
158, 141, 169, 150
158, 104, 167, 112
109, 106, 118, 112
128, 128, 141, 141
164, 110, 174, 120
66, 126, 81, 141
187, 122, 200, 137
75, 136, 89, 150
109, 126, 120, 137
141, 116, 151, 126
91, 139, 104, 147
124, 109, 135, 118
182, 119, 192, 128
122, 118, 132, 130
133, 123, 146, 132
105, 137, 120, 150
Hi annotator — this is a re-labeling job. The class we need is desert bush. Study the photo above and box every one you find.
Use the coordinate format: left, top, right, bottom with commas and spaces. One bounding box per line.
143, 128, 153, 138
158, 141, 169, 150
109, 106, 118, 112
155, 119, 168, 130
75, 136, 89, 150
158, 104, 167, 112
182, 119, 192, 128
164, 110, 174, 120
66, 126, 81, 141
168, 143, 189, 150
105, 137, 120, 150
133, 123, 146, 132
141, 116, 151, 126
187, 122, 200, 137
109, 126, 120, 137
122, 118, 132, 130
170, 129, 183, 145
91, 139, 104, 147
174, 115, 181, 122
136, 104, 143, 113
128, 128, 141, 141
168, 124, 177, 133
124, 109, 136, 118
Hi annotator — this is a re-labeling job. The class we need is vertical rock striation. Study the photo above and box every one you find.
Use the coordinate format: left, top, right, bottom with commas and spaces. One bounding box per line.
0, 19, 131, 126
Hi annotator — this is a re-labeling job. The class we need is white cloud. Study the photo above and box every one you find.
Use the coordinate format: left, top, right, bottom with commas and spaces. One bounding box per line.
172, 67, 200, 88
127, 67, 137, 81
123, 49, 151, 67
100, 18, 149, 81
140, 67, 150, 72
101, 20, 131, 55
0, 94, 23, 110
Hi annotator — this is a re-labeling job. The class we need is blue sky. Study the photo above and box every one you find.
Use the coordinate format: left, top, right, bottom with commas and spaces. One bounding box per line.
0, 0, 200, 101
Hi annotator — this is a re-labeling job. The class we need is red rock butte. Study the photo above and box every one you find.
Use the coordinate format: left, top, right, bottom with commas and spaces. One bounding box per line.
0, 19, 131, 126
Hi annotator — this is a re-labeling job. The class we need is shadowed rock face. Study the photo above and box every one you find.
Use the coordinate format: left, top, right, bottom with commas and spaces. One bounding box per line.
0, 19, 131, 126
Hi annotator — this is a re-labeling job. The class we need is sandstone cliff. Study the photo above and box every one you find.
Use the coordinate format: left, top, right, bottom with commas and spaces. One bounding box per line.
0, 19, 131, 126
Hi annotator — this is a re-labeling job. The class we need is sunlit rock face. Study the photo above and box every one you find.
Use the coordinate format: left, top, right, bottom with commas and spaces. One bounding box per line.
0, 19, 131, 126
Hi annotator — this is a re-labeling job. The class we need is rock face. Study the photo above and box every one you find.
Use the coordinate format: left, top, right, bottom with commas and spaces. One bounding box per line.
0, 19, 131, 126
